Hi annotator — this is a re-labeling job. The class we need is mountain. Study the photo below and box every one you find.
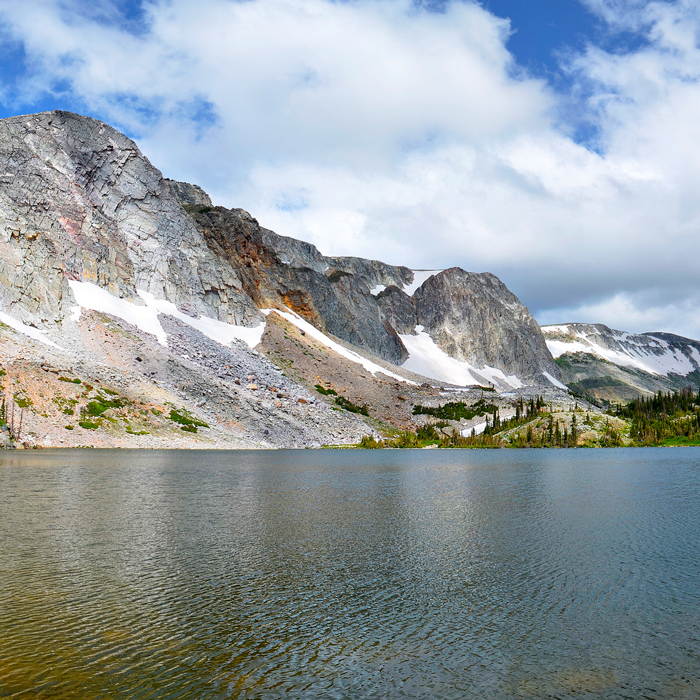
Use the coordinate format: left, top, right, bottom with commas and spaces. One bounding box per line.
541, 323, 700, 403
180, 189, 560, 390
0, 110, 564, 448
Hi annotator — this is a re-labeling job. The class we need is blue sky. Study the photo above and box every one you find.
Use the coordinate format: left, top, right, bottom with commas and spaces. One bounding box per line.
487, 0, 597, 71
1, 0, 700, 337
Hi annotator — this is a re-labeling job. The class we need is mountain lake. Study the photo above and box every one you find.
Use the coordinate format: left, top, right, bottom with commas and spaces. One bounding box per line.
1, 447, 699, 699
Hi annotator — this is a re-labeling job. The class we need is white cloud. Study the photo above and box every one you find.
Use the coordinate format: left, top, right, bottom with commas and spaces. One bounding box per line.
1, 0, 700, 337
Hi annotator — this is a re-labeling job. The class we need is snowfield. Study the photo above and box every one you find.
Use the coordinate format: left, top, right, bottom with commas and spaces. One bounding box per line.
0, 310, 65, 350
69, 281, 266, 349
399, 326, 523, 389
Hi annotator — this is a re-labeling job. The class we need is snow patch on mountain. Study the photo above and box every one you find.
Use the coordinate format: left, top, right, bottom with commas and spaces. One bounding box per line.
542, 371, 568, 390
460, 422, 488, 437
69, 281, 266, 349
399, 325, 523, 389
0, 310, 65, 350
370, 284, 386, 295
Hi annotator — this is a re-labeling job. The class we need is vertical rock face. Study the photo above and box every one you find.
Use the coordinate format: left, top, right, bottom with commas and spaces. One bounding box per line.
189, 205, 410, 364
181, 195, 558, 381
411, 268, 558, 379
164, 179, 212, 210
0, 111, 260, 326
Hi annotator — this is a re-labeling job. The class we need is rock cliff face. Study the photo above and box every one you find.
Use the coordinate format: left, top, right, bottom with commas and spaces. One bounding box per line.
186, 205, 410, 365
0, 111, 259, 327
413, 269, 555, 379
179, 196, 559, 384
0, 110, 560, 414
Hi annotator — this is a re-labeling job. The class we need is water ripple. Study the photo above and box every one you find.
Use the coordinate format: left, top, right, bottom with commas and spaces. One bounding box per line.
1, 448, 700, 698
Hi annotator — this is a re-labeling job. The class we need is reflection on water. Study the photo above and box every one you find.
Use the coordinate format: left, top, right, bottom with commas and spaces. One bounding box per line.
1, 448, 700, 698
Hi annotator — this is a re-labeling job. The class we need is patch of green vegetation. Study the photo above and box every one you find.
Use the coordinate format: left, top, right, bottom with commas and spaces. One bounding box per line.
78, 420, 100, 430
662, 436, 700, 446
168, 408, 209, 429
64, 425, 74, 430
571, 376, 628, 391
126, 427, 149, 435
53, 396, 78, 416
0, 368, 6, 377
413, 396, 510, 421
360, 435, 383, 448
58, 376, 81, 384
612, 388, 700, 446
334, 396, 369, 416
14, 394, 32, 409
315, 384, 338, 396
359, 422, 483, 449
102, 388, 119, 395
151, 407, 162, 416
85, 397, 124, 417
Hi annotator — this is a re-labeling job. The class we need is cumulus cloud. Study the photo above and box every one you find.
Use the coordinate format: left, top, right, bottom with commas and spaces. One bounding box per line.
1, 0, 700, 337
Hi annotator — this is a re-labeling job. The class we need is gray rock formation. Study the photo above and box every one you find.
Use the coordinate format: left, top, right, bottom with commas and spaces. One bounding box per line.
164, 179, 212, 210
413, 269, 558, 379
188, 204, 410, 364
0, 111, 260, 327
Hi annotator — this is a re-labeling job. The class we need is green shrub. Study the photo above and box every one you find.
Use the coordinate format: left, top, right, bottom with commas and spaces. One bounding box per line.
78, 420, 99, 430
168, 409, 209, 428
85, 399, 122, 416
14, 394, 32, 408
58, 376, 81, 384
334, 396, 369, 416
315, 384, 338, 396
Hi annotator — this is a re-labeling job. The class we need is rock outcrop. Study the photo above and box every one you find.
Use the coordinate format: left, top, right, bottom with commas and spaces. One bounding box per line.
179, 196, 559, 383
0, 111, 260, 327
413, 269, 556, 379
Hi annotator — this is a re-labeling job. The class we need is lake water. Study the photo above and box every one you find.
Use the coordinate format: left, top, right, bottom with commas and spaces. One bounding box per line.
1, 448, 699, 699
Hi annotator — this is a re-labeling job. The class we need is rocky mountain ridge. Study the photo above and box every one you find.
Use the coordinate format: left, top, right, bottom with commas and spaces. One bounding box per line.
542, 323, 700, 403
0, 110, 567, 448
